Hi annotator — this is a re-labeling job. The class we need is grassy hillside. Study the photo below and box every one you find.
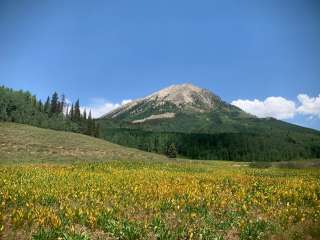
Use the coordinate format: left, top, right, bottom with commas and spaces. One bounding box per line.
0, 122, 166, 164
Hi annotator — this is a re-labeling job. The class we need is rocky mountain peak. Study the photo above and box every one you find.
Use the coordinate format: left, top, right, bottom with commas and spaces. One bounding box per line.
147, 84, 204, 103
102, 83, 222, 119
145, 83, 221, 109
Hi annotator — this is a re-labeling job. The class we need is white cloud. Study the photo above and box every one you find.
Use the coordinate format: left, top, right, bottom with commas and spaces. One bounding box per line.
81, 98, 132, 118
232, 94, 320, 120
121, 99, 132, 105
297, 94, 320, 117
232, 97, 296, 120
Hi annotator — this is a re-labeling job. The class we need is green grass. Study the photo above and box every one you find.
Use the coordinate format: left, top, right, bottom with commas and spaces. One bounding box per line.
0, 122, 167, 165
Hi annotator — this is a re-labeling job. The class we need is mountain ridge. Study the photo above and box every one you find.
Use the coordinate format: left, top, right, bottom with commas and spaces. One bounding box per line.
97, 83, 320, 161
102, 83, 250, 123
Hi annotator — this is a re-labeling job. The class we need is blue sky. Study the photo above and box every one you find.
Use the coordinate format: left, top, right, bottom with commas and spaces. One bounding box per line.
0, 0, 319, 129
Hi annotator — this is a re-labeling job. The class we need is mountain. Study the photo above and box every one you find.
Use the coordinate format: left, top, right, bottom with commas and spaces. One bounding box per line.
98, 84, 320, 161
103, 83, 250, 123
100, 83, 254, 133
98, 83, 313, 135
104, 83, 230, 118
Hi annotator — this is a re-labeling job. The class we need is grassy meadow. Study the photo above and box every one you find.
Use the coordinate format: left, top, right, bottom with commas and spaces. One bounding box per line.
0, 123, 320, 239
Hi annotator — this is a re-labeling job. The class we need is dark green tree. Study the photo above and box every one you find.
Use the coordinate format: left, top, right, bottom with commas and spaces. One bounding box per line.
31, 95, 37, 108
50, 92, 59, 115
70, 104, 74, 120
87, 110, 94, 136
74, 99, 81, 121
94, 122, 100, 138
83, 109, 87, 120
166, 143, 177, 158
37, 100, 43, 112
44, 97, 50, 113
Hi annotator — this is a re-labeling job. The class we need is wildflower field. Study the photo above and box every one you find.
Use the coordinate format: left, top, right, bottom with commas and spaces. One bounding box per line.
1, 123, 320, 239
1, 160, 320, 240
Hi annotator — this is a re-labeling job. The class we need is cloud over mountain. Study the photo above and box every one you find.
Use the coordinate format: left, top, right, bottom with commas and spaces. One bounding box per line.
297, 94, 320, 118
232, 97, 296, 120
81, 98, 132, 118
232, 94, 320, 120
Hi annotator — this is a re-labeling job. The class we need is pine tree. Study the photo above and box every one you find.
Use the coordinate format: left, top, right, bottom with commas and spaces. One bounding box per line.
37, 100, 43, 112
74, 99, 81, 121
87, 110, 94, 135
44, 97, 50, 113
83, 109, 87, 121
94, 122, 100, 138
31, 95, 37, 108
57, 101, 61, 114
70, 104, 74, 120
50, 92, 59, 114
166, 143, 177, 158
0, 104, 8, 121
59, 94, 66, 113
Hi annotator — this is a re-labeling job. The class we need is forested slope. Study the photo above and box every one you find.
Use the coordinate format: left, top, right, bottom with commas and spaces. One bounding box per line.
0, 86, 99, 136
100, 123, 320, 161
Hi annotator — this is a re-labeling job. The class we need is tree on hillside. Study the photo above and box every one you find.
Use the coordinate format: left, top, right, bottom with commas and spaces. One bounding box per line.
44, 97, 50, 113
83, 109, 87, 121
37, 100, 43, 112
31, 95, 37, 108
74, 99, 81, 121
50, 92, 59, 115
59, 94, 66, 113
87, 110, 95, 136
166, 143, 177, 158
0, 103, 8, 121
0, 86, 101, 139
70, 104, 74, 120
94, 122, 100, 138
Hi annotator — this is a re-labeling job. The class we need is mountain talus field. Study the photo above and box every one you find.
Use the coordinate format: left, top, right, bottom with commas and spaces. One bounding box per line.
1, 122, 320, 239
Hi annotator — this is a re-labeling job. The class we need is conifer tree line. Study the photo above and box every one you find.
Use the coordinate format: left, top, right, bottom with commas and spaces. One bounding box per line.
101, 128, 320, 161
0, 86, 100, 137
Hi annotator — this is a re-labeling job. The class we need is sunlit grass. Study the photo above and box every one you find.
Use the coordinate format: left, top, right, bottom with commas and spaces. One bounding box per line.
1, 161, 319, 239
